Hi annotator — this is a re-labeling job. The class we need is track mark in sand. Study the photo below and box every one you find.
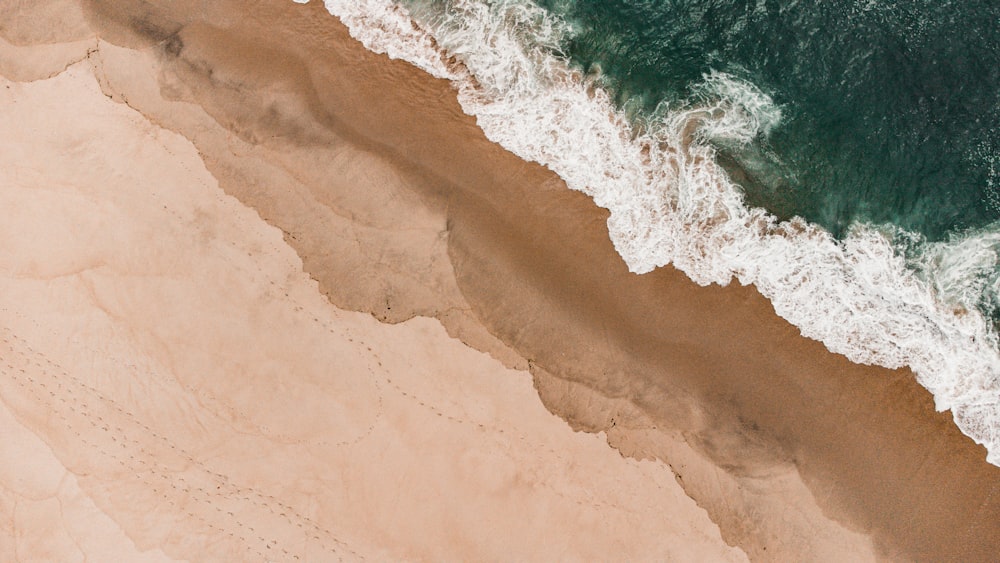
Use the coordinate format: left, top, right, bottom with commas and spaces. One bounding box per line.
339, 326, 650, 515
290, 300, 669, 516
0, 324, 365, 562
129, 142, 386, 452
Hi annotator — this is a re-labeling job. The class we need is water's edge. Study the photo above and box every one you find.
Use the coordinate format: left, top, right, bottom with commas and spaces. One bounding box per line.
315, 0, 1000, 466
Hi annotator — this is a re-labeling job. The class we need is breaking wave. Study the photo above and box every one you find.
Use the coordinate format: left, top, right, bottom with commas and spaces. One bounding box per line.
309, 0, 1000, 465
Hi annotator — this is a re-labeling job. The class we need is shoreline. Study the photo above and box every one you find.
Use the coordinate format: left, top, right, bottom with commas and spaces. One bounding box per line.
0, 32, 744, 563
334, 0, 1000, 470
3, 0, 1000, 559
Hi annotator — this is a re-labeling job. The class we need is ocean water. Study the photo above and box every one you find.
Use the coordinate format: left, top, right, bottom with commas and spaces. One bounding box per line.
538, 0, 1000, 240
312, 0, 1000, 465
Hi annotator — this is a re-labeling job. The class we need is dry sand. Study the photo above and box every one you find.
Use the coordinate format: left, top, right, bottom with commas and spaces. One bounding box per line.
0, 52, 745, 561
1, 0, 1000, 561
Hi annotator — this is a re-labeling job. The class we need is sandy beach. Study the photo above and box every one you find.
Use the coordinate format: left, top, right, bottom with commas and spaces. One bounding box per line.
2, 0, 999, 560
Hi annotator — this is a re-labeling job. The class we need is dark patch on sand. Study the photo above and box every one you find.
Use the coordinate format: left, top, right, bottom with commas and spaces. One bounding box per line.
160, 32, 183, 58
129, 15, 180, 44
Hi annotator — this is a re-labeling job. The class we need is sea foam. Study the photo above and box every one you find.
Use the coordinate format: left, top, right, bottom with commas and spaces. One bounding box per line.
312, 0, 1000, 465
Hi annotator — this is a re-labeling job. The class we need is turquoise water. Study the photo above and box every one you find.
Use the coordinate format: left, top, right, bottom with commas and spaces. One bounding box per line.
539, 0, 1000, 240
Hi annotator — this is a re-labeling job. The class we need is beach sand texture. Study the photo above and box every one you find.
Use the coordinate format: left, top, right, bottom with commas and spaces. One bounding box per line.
1, 0, 999, 560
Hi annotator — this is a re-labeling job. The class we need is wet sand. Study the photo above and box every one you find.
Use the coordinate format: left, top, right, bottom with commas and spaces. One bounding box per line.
2, 0, 1000, 560
0, 36, 745, 563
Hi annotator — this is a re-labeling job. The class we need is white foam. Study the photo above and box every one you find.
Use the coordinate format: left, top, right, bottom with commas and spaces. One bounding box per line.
907, 225, 1000, 322
312, 0, 1000, 465
687, 71, 784, 146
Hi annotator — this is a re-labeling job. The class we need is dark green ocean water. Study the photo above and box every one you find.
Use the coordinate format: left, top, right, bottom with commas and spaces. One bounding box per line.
538, 0, 1000, 240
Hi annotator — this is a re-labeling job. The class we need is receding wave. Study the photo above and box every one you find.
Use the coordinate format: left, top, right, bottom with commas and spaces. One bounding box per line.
311, 0, 1000, 465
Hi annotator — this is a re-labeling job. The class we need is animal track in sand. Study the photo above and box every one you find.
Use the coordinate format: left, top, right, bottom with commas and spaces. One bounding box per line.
376, 366, 646, 514
131, 133, 389, 451
0, 322, 366, 562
